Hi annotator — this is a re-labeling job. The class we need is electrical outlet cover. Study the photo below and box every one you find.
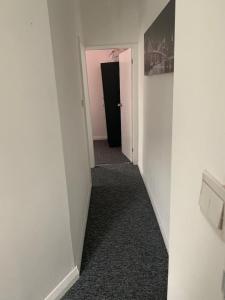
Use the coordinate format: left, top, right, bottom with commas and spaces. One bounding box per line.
222, 270, 225, 297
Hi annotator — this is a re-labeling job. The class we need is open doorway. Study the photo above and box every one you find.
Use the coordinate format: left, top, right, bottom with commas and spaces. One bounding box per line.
85, 48, 133, 166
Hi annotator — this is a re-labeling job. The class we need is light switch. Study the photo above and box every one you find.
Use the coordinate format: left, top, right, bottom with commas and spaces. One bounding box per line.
222, 208, 225, 242
207, 189, 224, 230
222, 270, 225, 297
199, 182, 211, 216
199, 171, 225, 237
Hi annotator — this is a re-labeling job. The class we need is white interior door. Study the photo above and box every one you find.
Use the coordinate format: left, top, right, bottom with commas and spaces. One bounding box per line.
119, 48, 133, 161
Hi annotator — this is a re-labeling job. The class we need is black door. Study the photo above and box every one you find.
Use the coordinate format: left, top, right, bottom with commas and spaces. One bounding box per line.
101, 62, 121, 147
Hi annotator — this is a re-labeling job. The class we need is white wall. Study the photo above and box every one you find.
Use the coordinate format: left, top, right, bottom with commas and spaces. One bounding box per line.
0, 0, 75, 299
47, 0, 92, 270
86, 50, 113, 140
168, 1, 225, 299
138, 0, 173, 249
80, 0, 140, 46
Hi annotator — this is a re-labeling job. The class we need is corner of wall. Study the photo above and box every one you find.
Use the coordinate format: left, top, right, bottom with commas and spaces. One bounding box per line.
75, 181, 92, 271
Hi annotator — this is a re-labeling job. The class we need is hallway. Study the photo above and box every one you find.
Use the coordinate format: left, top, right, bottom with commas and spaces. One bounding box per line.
94, 140, 130, 165
63, 164, 168, 299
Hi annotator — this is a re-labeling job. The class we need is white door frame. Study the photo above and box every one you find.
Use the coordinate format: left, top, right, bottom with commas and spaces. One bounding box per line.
79, 38, 95, 168
80, 42, 139, 166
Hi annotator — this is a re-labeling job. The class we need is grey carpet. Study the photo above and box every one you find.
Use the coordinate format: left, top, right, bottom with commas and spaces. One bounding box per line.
94, 140, 130, 165
63, 164, 168, 300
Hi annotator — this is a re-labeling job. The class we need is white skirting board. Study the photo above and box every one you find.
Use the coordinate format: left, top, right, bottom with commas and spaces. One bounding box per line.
45, 267, 79, 300
141, 176, 169, 251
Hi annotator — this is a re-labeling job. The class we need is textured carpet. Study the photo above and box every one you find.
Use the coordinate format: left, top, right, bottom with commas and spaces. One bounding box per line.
63, 164, 168, 300
94, 140, 130, 165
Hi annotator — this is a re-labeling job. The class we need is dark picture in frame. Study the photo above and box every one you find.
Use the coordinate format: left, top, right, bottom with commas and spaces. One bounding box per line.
144, 0, 175, 76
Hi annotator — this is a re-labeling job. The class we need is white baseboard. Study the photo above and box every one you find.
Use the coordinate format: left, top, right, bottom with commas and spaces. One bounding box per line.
93, 136, 107, 141
45, 267, 79, 300
141, 175, 169, 251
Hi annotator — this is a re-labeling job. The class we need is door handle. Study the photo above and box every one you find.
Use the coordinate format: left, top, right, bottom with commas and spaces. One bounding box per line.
117, 103, 122, 107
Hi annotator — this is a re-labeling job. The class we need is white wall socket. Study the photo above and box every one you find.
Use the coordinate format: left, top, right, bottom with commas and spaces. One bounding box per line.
222, 270, 225, 299
199, 171, 225, 241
